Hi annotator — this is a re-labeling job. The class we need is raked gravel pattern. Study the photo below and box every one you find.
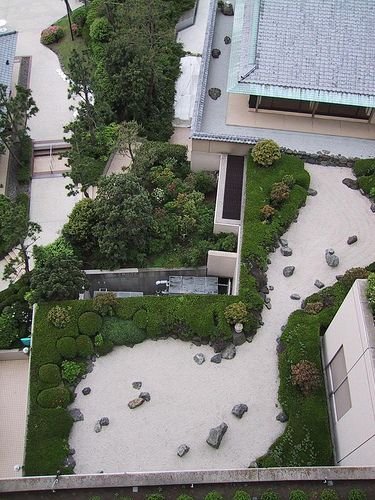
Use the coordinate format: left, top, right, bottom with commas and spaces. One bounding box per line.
70, 164, 375, 473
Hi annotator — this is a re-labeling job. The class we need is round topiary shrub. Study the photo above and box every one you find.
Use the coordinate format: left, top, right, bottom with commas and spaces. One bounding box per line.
319, 490, 339, 500
260, 204, 276, 221
261, 491, 279, 500
282, 174, 296, 187
348, 489, 367, 500
38, 363, 61, 385
146, 494, 165, 500
78, 311, 103, 336
177, 495, 194, 500
341, 267, 369, 291
289, 491, 308, 500
76, 335, 94, 357
204, 492, 223, 500
270, 181, 290, 205
224, 301, 248, 325
48, 305, 71, 329
304, 301, 324, 315
133, 309, 148, 329
233, 490, 251, 500
93, 292, 119, 316
251, 139, 281, 167
291, 360, 320, 396
37, 386, 70, 408
56, 336, 77, 359
40, 25, 64, 45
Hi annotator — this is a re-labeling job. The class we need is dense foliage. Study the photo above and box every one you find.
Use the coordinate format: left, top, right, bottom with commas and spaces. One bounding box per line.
353, 158, 375, 196
0, 194, 29, 258
251, 139, 281, 167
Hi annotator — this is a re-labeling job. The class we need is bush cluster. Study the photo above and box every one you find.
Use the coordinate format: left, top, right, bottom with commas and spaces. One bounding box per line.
304, 302, 324, 315
101, 317, 147, 345
289, 490, 308, 500
353, 158, 375, 196
40, 25, 64, 45
233, 490, 251, 500
48, 305, 71, 329
260, 204, 276, 221
224, 301, 248, 325
320, 490, 338, 500
270, 181, 290, 205
92, 292, 118, 316
348, 489, 367, 500
261, 491, 279, 500
37, 387, 70, 408
341, 267, 369, 291
76, 334, 94, 357
78, 311, 103, 336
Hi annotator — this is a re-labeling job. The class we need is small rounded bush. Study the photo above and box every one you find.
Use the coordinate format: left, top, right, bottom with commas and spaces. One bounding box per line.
40, 25, 64, 45
261, 491, 279, 500
291, 360, 320, 396
94, 333, 113, 356
215, 232, 237, 252
204, 492, 223, 500
89, 17, 112, 42
367, 273, 375, 310
78, 311, 103, 336
319, 490, 339, 500
37, 387, 70, 408
348, 489, 367, 500
133, 309, 148, 329
251, 139, 281, 167
341, 267, 369, 291
282, 174, 296, 187
270, 181, 290, 204
224, 301, 248, 325
93, 292, 118, 316
233, 490, 251, 500
289, 491, 308, 500
61, 360, 84, 383
38, 364, 61, 385
304, 302, 324, 315
260, 204, 276, 221
56, 336, 77, 359
48, 305, 70, 329
177, 495, 194, 500
146, 494, 165, 500
76, 335, 94, 357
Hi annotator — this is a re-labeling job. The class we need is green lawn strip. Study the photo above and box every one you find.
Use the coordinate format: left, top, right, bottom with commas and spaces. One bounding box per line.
48, 16, 87, 74
353, 158, 375, 196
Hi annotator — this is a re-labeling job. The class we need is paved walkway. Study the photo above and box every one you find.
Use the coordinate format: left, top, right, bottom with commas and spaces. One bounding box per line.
70, 165, 375, 473
0, 358, 29, 478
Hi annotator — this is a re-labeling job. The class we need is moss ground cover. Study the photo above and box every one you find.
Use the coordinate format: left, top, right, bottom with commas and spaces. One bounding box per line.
353, 158, 375, 196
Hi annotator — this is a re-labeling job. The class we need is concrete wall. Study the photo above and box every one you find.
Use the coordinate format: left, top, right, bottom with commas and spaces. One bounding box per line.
192, 139, 251, 156
191, 150, 221, 171
176, 0, 199, 32
0, 349, 28, 361
207, 250, 237, 279
322, 280, 375, 466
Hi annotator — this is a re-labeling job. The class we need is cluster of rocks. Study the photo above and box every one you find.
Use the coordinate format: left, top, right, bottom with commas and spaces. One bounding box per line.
280, 148, 357, 168
128, 381, 151, 409
94, 416, 109, 433
280, 238, 292, 257
193, 342, 237, 366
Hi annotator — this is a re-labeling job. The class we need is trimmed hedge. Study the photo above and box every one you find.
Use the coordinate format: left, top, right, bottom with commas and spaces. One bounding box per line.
76, 334, 94, 357
37, 387, 70, 409
353, 158, 375, 196
56, 336, 77, 359
102, 317, 147, 345
38, 364, 61, 386
78, 311, 103, 336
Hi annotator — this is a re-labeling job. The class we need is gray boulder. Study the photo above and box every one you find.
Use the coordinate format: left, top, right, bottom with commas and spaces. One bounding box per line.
211, 48, 221, 58
208, 88, 221, 100
82, 387, 91, 396
193, 353, 205, 365
132, 381, 142, 390
128, 398, 145, 409
265, 302, 272, 310
248, 461, 258, 468
279, 238, 288, 247
139, 392, 151, 402
283, 266, 295, 277
94, 421, 102, 433
211, 353, 222, 364
206, 422, 228, 449
177, 444, 190, 457
314, 279, 325, 289
290, 294, 301, 300
325, 249, 339, 267
233, 332, 246, 346
371, 203, 375, 213
307, 188, 317, 196
99, 417, 109, 426
268, 285, 274, 291
224, 36, 231, 44
231, 404, 248, 419
68, 448, 75, 455
347, 235, 358, 245
342, 178, 359, 190
276, 412, 289, 423
281, 246, 293, 256
221, 343, 236, 360
69, 408, 84, 422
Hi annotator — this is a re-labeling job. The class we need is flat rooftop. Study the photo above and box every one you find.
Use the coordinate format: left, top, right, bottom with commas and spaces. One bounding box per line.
0, 26, 17, 92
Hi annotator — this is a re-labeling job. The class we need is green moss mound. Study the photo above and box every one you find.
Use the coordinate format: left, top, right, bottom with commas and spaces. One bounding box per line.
37, 387, 70, 409
78, 311, 103, 336
76, 334, 94, 357
56, 336, 77, 359
102, 317, 147, 345
38, 364, 61, 385
133, 308, 148, 329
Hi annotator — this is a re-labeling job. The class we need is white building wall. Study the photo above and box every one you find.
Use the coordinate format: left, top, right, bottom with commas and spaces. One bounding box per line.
322, 280, 375, 466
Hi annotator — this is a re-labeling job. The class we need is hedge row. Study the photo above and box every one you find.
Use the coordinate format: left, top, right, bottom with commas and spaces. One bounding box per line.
353, 158, 375, 196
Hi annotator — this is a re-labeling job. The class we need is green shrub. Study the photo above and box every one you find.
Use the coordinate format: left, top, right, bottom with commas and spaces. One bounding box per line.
146, 494, 165, 500
270, 181, 290, 204
341, 267, 369, 291
71, 6, 87, 28
215, 232, 237, 252
177, 495, 194, 500
193, 170, 217, 194
251, 139, 281, 167
47, 305, 71, 329
282, 174, 295, 187
102, 317, 146, 345
38, 364, 61, 385
56, 336, 77, 359
224, 301, 248, 324
367, 273, 375, 309
133, 309, 148, 329
94, 333, 113, 356
289, 491, 308, 500
260, 204, 276, 221
92, 292, 119, 316
348, 489, 367, 500
89, 17, 112, 42
261, 491, 279, 500
304, 302, 324, 315
358, 173, 375, 195
76, 335, 94, 357
233, 490, 251, 500
291, 360, 320, 396
353, 158, 375, 177
204, 492, 223, 500
40, 25, 64, 45
319, 490, 338, 500
37, 387, 70, 408
78, 311, 103, 336
61, 360, 84, 384
0, 311, 20, 348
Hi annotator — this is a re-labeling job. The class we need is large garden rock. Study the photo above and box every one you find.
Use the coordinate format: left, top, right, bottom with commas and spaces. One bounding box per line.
221, 343, 236, 359
94, 421, 102, 433
283, 266, 295, 277
224, 36, 231, 44
211, 338, 228, 353
99, 417, 109, 426
342, 178, 359, 190
211, 353, 222, 364
128, 398, 145, 409
177, 444, 190, 457
276, 411, 289, 423
371, 203, 375, 213
279, 238, 288, 247
307, 188, 317, 196
290, 294, 301, 300
249, 461, 258, 468
325, 249, 339, 267
69, 408, 84, 422
281, 246, 293, 256
314, 279, 325, 289
208, 88, 221, 100
347, 235, 358, 245
231, 404, 248, 419
206, 422, 228, 449
233, 332, 246, 346
82, 387, 91, 396
139, 392, 151, 402
132, 381, 142, 390
211, 48, 221, 58
193, 353, 205, 365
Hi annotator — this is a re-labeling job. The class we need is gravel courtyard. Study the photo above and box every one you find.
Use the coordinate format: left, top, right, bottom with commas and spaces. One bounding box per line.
70, 165, 375, 473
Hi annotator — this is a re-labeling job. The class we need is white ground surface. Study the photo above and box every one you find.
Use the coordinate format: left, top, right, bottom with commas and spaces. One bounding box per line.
70, 164, 375, 473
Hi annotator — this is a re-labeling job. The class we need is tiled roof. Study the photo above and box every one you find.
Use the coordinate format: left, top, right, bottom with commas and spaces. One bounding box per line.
228, 0, 375, 107
0, 27, 18, 93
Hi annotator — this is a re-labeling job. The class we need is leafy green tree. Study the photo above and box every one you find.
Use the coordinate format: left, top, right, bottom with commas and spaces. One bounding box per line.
62, 198, 97, 260
0, 194, 29, 256
30, 253, 89, 302
92, 173, 153, 267
117, 120, 144, 161
3, 221, 41, 281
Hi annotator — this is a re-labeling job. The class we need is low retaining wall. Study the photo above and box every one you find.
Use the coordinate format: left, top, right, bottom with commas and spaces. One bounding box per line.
176, 0, 199, 32
0, 349, 28, 361
1, 467, 375, 492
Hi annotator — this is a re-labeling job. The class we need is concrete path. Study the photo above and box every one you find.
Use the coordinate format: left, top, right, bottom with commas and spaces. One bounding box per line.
0, 0, 81, 141
70, 164, 375, 473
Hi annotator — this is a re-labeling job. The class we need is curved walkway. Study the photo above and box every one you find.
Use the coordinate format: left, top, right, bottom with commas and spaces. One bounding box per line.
70, 164, 375, 473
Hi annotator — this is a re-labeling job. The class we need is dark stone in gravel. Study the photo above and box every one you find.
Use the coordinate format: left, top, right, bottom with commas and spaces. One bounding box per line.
139, 392, 151, 402
193, 353, 205, 365
132, 381, 142, 390
99, 417, 109, 426
342, 178, 359, 189
211, 48, 221, 58
371, 203, 375, 213
211, 338, 229, 353
281, 246, 292, 256
307, 188, 317, 196
268, 285, 274, 291
206, 422, 228, 449
283, 266, 295, 277
290, 294, 301, 300
69, 408, 84, 422
211, 353, 222, 364
82, 387, 91, 396
314, 279, 325, 289
177, 444, 190, 457
232, 404, 248, 418
279, 238, 288, 247
265, 302, 272, 310
192, 336, 202, 346
68, 448, 75, 455
224, 36, 231, 44
276, 412, 289, 423
233, 332, 246, 346
63, 455, 76, 469
221, 344, 236, 360
208, 87, 221, 100
347, 235, 358, 245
